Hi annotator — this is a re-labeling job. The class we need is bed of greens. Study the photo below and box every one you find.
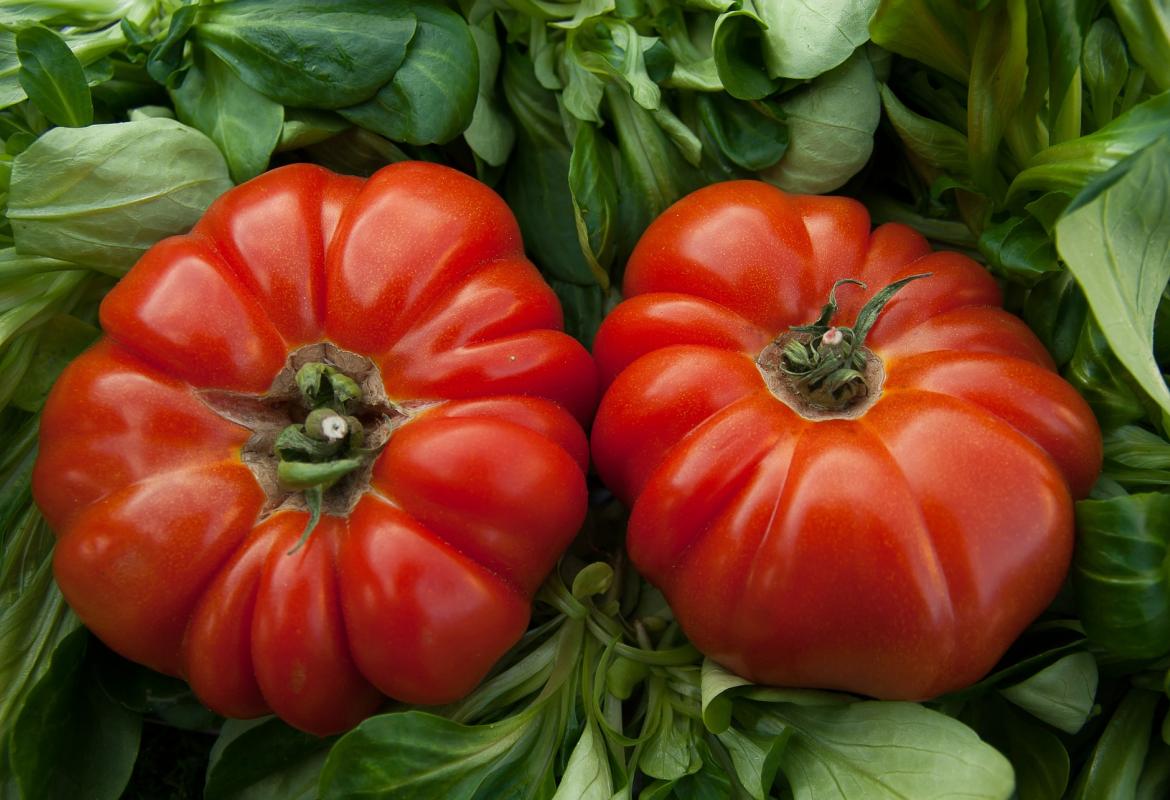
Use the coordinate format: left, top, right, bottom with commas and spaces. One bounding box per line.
1, 0, 1169, 798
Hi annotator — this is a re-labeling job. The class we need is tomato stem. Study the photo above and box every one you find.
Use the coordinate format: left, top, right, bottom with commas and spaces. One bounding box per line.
777, 273, 931, 411
276, 362, 372, 549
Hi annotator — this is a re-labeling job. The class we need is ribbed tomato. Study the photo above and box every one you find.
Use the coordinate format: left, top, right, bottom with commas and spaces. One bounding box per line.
33, 162, 596, 735
591, 181, 1101, 700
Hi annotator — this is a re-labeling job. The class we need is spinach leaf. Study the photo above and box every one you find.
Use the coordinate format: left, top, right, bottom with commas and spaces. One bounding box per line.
964, 696, 1071, 800
696, 93, 787, 171
339, 2, 478, 146
868, 0, 976, 84
754, 0, 879, 80
761, 49, 880, 193
567, 121, 618, 286
980, 214, 1060, 286
1074, 493, 1170, 659
197, 0, 417, 108
754, 701, 1015, 800
464, 14, 515, 167
1023, 271, 1087, 366
711, 10, 781, 100
8, 118, 233, 272
967, 0, 1027, 194
879, 82, 972, 179
551, 719, 613, 800
1072, 688, 1159, 799
171, 48, 283, 183
1010, 91, 1170, 199
1083, 18, 1130, 132
1055, 138, 1170, 419
998, 652, 1098, 734
9, 629, 142, 800
1109, 0, 1170, 92
204, 718, 332, 800
16, 25, 92, 127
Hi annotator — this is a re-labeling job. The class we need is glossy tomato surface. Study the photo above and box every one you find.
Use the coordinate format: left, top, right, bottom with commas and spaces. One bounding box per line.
33, 162, 596, 735
591, 182, 1101, 700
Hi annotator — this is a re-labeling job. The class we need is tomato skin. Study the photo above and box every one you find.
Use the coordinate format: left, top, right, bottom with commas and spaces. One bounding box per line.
591, 181, 1102, 701
34, 162, 596, 736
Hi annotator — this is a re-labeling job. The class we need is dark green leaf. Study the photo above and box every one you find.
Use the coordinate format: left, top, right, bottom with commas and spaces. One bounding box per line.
8, 118, 233, 272
550, 279, 607, 348
965, 696, 1071, 800
1074, 493, 1170, 658
276, 109, 350, 153
198, 0, 417, 108
697, 93, 787, 171
1109, 0, 1170, 92
1055, 138, 1170, 419
879, 82, 971, 177
16, 26, 93, 127
10, 629, 142, 800
146, 3, 197, 84
9, 313, 96, 412
1066, 317, 1149, 430
339, 2, 478, 146
171, 48, 283, 183
1023, 271, 1087, 366
501, 49, 597, 287
711, 10, 781, 100
1041, 0, 1088, 145
715, 726, 788, 800
1072, 688, 1159, 798
552, 719, 613, 799
966, 0, 1027, 196
204, 718, 332, 800
1104, 426, 1170, 470
979, 214, 1060, 286
1083, 18, 1130, 132
464, 14, 515, 167
1137, 734, 1170, 800
0, 29, 23, 109
568, 121, 618, 286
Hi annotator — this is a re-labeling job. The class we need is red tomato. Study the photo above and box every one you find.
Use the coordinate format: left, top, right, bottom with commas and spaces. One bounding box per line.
591, 182, 1101, 700
33, 162, 597, 735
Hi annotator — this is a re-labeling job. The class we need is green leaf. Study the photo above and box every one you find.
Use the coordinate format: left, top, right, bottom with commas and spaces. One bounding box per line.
964, 696, 1071, 800
1055, 138, 1170, 419
171, 48, 283, 183
501, 48, 600, 287
146, 3, 196, 84
979, 214, 1060, 286
1082, 18, 1130, 132
753, 0, 879, 80
1067, 317, 1149, 430
1042, 0, 1086, 145
756, 701, 1015, 800
711, 10, 780, 100
1074, 493, 1170, 658
879, 82, 971, 178
1109, 0, 1170, 92
197, 0, 417, 108
0, 29, 24, 110
8, 118, 233, 272
551, 720, 612, 800
1010, 91, 1170, 200
204, 718, 332, 800
9, 629, 142, 800
1023, 271, 1087, 366
696, 93, 787, 171
998, 652, 1098, 734
568, 121, 617, 287
966, 0, 1028, 195
464, 15, 515, 167
1104, 425, 1170, 470
276, 109, 350, 153
868, 0, 976, 84
9, 313, 97, 412
549, 279, 607, 348
339, 2, 478, 146
16, 25, 93, 127
715, 726, 788, 800
761, 49, 880, 194
318, 707, 562, 799
1072, 688, 1159, 799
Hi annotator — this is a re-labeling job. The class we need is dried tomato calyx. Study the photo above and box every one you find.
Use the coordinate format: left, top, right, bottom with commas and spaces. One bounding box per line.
760, 273, 931, 414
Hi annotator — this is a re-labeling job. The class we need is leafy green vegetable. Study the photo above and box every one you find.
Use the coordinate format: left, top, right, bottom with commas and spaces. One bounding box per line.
1055, 139, 1170, 419
171, 48, 283, 183
753, 0, 880, 80
196, 0, 417, 109
998, 652, 1098, 734
1072, 688, 1159, 799
204, 718, 331, 800
16, 26, 93, 127
1074, 493, 1170, 658
8, 117, 233, 272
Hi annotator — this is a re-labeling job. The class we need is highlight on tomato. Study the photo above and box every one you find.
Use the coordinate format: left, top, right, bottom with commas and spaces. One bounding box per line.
32, 162, 597, 735
591, 181, 1102, 701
